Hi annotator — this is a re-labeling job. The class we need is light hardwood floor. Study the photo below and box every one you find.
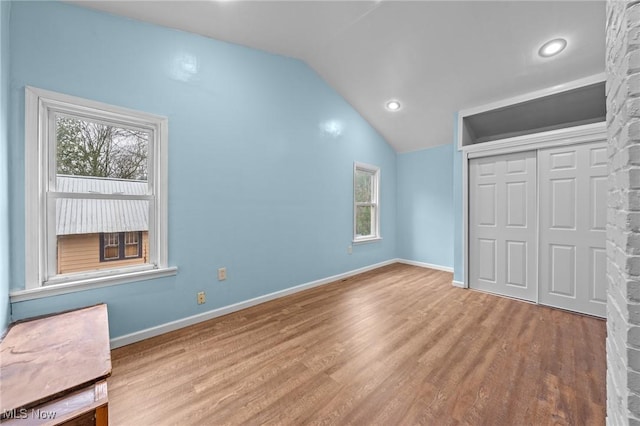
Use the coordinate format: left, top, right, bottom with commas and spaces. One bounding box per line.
109, 263, 606, 425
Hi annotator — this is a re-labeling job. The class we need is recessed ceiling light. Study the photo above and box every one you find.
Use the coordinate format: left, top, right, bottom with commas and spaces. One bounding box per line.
386, 100, 401, 111
538, 38, 567, 58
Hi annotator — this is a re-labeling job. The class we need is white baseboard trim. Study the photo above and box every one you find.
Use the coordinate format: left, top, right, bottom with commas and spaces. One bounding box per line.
110, 259, 397, 348
452, 280, 466, 288
396, 258, 454, 273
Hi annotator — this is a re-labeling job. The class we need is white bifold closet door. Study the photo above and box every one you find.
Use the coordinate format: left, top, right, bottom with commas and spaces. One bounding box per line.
469, 141, 607, 318
469, 151, 538, 302
538, 142, 608, 317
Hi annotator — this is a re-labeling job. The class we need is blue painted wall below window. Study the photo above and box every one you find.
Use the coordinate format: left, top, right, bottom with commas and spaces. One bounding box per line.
0, 0, 12, 335
7, 1, 397, 339
397, 144, 454, 269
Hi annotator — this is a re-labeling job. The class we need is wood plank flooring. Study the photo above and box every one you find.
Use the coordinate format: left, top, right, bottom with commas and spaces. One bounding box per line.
108, 263, 606, 425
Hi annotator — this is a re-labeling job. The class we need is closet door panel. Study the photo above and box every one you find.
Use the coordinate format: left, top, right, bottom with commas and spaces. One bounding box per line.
469, 151, 537, 302
538, 142, 607, 317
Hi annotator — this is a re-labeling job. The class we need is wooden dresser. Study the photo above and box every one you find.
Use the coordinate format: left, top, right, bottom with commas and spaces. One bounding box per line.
0, 305, 112, 425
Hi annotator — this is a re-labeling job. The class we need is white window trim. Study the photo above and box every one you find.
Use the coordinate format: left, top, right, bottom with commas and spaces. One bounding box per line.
20, 86, 174, 298
10, 266, 178, 302
353, 162, 381, 244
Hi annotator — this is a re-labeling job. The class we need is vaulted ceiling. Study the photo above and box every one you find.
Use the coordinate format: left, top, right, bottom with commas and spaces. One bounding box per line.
69, 1, 606, 153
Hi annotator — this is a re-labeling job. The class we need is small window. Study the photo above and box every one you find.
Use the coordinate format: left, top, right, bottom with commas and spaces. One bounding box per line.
100, 232, 142, 262
25, 87, 169, 290
353, 163, 380, 242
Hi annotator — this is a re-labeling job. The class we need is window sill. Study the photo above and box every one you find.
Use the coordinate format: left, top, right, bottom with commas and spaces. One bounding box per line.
10, 266, 178, 303
352, 236, 383, 245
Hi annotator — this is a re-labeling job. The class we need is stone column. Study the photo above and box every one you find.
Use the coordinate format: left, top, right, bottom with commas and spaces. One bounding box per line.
606, 1, 640, 424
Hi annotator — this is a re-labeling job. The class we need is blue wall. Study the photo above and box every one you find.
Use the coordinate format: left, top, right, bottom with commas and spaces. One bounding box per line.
7, 2, 397, 339
0, 0, 11, 335
397, 144, 453, 269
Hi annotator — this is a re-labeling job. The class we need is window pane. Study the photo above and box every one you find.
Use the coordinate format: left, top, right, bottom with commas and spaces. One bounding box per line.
104, 245, 119, 260
54, 198, 149, 274
105, 232, 119, 246
55, 115, 149, 194
355, 170, 372, 203
124, 231, 138, 245
124, 244, 139, 258
356, 205, 372, 237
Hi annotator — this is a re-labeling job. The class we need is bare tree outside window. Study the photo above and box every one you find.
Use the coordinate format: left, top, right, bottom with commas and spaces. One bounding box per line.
56, 116, 148, 181
355, 170, 373, 237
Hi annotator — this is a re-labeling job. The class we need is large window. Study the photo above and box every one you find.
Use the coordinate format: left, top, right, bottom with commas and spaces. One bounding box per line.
353, 162, 380, 242
23, 87, 173, 294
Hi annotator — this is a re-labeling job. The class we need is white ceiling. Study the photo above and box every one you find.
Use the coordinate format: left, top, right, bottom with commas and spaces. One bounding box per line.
68, 1, 606, 153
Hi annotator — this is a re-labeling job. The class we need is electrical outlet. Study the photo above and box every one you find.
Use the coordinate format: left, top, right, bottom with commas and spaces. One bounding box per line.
197, 291, 206, 305
347, 245, 353, 255
218, 267, 227, 281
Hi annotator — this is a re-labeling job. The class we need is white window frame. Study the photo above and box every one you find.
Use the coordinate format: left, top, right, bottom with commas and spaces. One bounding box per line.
353, 162, 381, 243
16, 86, 176, 301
